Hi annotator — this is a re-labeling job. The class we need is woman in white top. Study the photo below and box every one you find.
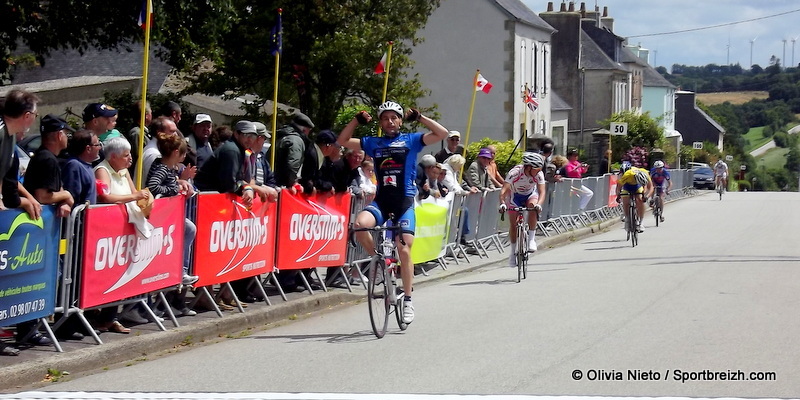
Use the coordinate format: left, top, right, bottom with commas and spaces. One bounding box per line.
92, 137, 150, 333
94, 137, 149, 204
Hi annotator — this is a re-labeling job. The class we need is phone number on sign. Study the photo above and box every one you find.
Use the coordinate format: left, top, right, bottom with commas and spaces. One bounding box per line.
0, 298, 47, 321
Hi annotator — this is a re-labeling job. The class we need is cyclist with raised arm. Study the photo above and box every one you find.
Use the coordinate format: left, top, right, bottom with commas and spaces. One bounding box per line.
713, 159, 728, 192
498, 152, 547, 267
338, 101, 448, 324
616, 162, 654, 233
649, 160, 671, 222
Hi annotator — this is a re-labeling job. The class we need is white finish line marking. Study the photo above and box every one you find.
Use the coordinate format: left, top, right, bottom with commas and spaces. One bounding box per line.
0, 394, 790, 400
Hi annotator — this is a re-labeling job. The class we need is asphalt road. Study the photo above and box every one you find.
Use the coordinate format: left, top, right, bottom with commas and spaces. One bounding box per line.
32, 191, 800, 398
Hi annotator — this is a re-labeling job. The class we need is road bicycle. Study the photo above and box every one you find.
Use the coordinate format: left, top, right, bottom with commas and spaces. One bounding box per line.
349, 222, 409, 339
715, 177, 725, 200
619, 192, 640, 247
500, 205, 539, 283
651, 186, 665, 227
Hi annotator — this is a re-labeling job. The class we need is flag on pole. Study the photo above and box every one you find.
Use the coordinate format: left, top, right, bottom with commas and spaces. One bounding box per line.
475, 74, 493, 94
137, 0, 153, 29
374, 52, 387, 74
524, 88, 539, 111
270, 13, 283, 56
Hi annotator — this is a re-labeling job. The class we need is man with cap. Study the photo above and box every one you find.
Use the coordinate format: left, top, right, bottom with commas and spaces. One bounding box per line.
82, 103, 118, 141
187, 113, 213, 169
435, 130, 464, 163
274, 112, 315, 193
466, 147, 497, 191
14, 115, 76, 347
194, 120, 256, 205
275, 129, 340, 293
250, 122, 278, 203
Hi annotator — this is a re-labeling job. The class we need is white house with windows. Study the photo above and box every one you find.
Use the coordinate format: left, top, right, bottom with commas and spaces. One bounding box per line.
410, 0, 561, 152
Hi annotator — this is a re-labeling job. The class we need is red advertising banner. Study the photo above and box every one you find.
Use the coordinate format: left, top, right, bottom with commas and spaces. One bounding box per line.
275, 191, 351, 270
608, 174, 619, 207
193, 193, 277, 287
80, 197, 185, 309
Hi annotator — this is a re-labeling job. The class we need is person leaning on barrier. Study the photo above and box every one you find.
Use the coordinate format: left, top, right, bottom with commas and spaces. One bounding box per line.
187, 113, 214, 170
466, 148, 497, 191
440, 155, 479, 253
564, 148, 594, 213
93, 137, 151, 333
274, 112, 315, 194
62, 129, 101, 206
539, 140, 563, 184
0, 89, 43, 356
342, 148, 365, 196
486, 145, 505, 188
415, 154, 437, 199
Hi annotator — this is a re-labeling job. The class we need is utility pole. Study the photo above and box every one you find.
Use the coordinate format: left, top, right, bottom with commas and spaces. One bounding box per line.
750, 37, 757, 67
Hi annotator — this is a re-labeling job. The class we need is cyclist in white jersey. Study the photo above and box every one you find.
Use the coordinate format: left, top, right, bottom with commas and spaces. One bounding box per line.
713, 159, 728, 191
498, 152, 546, 267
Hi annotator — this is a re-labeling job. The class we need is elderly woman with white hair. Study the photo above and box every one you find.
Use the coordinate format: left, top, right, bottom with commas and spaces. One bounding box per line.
92, 137, 151, 333
441, 155, 479, 253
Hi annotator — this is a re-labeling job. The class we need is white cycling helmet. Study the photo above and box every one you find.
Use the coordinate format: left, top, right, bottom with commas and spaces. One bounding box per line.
377, 101, 403, 118
634, 170, 649, 187
522, 152, 544, 169
653, 160, 665, 169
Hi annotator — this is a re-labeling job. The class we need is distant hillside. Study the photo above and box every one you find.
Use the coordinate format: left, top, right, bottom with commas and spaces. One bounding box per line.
696, 91, 769, 106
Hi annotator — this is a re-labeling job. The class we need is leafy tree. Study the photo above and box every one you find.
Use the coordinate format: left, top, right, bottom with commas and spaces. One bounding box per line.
601, 110, 664, 163
786, 147, 800, 173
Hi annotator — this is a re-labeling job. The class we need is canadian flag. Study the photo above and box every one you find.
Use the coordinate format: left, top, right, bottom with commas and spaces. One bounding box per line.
374, 52, 387, 74
475, 74, 492, 94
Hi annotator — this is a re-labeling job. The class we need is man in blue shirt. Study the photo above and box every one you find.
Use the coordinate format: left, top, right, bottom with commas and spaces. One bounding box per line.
338, 101, 448, 324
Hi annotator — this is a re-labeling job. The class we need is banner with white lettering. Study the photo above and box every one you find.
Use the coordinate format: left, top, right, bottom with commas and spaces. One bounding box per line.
0, 206, 60, 325
193, 193, 277, 287
275, 191, 351, 270
411, 195, 450, 264
608, 174, 619, 207
80, 197, 185, 309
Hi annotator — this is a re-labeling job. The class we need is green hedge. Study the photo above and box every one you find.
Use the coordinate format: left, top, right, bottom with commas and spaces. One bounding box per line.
463, 138, 523, 178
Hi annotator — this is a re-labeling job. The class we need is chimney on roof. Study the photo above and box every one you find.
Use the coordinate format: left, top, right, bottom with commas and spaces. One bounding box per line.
560, 2, 567, 12
568, 2, 575, 12
580, 2, 586, 17
600, 6, 614, 31
547, 2, 554, 12
603, 6, 608, 17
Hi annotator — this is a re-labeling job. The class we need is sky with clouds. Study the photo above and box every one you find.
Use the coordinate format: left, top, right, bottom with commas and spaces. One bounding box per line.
521, 0, 800, 70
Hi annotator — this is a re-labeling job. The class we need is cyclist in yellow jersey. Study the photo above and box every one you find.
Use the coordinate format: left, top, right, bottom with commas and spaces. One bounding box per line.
615, 162, 654, 232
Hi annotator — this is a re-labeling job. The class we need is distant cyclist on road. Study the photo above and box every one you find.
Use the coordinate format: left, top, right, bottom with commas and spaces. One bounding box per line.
649, 160, 671, 222
713, 159, 728, 191
338, 101, 448, 324
616, 162, 654, 233
498, 152, 546, 267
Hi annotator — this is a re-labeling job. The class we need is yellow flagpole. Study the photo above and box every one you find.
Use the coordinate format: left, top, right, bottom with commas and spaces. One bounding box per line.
135, 0, 153, 190
522, 83, 528, 154
270, 8, 283, 171
458, 69, 481, 184
377, 41, 393, 137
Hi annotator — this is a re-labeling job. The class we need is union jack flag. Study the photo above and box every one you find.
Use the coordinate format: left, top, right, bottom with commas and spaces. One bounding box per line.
524, 88, 539, 112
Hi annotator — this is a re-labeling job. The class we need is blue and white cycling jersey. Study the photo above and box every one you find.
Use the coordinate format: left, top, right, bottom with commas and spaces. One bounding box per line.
361, 132, 426, 201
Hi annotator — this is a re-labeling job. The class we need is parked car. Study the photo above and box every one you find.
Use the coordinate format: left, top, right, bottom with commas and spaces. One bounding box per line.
16, 145, 30, 182
692, 167, 715, 189
18, 134, 41, 157
688, 162, 710, 170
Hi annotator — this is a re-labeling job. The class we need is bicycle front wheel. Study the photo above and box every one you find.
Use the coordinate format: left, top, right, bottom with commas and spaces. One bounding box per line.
516, 225, 526, 283
367, 258, 389, 338
629, 203, 638, 247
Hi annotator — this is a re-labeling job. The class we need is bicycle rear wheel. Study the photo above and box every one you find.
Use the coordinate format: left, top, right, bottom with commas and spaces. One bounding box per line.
395, 295, 408, 331
654, 200, 661, 227
628, 201, 638, 247
367, 258, 389, 338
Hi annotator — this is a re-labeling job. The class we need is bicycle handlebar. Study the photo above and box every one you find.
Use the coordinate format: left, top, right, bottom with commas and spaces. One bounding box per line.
348, 224, 407, 248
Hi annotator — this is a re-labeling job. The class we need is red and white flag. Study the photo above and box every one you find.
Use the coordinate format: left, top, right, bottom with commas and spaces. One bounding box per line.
475, 74, 492, 94
374, 52, 387, 74
524, 88, 539, 111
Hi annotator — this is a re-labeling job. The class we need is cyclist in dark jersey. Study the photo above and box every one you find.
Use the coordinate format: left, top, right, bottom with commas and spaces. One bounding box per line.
338, 101, 448, 324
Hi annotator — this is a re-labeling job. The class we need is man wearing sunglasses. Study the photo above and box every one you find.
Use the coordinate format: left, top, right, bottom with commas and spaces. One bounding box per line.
434, 130, 464, 164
